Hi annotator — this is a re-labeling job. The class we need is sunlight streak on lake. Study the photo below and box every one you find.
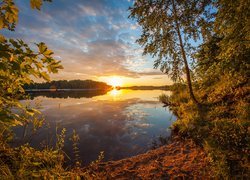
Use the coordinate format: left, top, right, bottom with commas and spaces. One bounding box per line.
108, 89, 122, 100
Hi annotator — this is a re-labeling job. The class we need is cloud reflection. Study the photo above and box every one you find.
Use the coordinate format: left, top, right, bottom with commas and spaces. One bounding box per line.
15, 90, 175, 165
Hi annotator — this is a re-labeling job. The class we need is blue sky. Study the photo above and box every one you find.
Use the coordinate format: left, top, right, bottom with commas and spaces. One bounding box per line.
3, 0, 172, 86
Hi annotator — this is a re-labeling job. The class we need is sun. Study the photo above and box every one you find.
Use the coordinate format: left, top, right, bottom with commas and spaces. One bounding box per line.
108, 76, 123, 88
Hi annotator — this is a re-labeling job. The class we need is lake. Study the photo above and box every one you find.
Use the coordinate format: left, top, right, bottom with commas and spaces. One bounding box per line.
14, 89, 176, 165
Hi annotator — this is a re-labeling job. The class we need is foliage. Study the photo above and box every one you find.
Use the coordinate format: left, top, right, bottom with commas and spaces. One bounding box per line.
0, 0, 63, 130
70, 129, 81, 168
0, 39, 63, 126
0, 0, 91, 179
0, 139, 66, 179
129, 0, 212, 81
158, 0, 249, 177
0, 0, 51, 32
162, 74, 249, 177
0, 0, 18, 31
168, 91, 249, 178
0, 128, 106, 179
161, 18, 249, 180
129, 0, 214, 103
213, 0, 250, 61
0, 1, 107, 178
0, 3, 64, 176
30, 0, 52, 10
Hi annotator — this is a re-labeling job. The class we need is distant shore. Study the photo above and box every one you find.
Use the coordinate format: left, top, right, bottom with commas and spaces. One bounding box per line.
25, 86, 172, 92
25, 88, 109, 92
121, 85, 171, 90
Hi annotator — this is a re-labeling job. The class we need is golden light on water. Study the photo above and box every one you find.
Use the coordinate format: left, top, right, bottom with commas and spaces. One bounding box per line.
109, 89, 122, 97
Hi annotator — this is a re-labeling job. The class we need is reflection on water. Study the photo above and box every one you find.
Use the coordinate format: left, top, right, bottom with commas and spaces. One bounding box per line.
27, 89, 109, 99
15, 89, 175, 165
109, 89, 122, 97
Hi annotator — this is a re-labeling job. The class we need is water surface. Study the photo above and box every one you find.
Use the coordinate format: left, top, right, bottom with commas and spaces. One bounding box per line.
15, 89, 175, 165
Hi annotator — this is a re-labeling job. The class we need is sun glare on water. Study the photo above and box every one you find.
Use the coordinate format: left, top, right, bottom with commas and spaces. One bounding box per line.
108, 76, 123, 88
109, 89, 121, 97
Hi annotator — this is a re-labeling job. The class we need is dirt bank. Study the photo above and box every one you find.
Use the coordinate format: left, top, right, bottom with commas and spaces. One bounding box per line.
84, 137, 211, 179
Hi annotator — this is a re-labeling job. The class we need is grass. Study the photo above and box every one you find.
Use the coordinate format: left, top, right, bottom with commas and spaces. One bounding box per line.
160, 82, 249, 178
0, 127, 105, 179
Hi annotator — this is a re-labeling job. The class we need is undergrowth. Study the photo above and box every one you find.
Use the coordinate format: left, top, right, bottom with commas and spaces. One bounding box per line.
0, 127, 105, 179
160, 82, 249, 178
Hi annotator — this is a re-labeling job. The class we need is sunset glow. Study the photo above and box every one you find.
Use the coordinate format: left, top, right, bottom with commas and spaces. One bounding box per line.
2, 0, 174, 86
107, 76, 123, 87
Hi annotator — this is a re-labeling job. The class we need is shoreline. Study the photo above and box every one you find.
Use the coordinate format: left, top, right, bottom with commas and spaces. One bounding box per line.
83, 136, 210, 179
25, 88, 111, 92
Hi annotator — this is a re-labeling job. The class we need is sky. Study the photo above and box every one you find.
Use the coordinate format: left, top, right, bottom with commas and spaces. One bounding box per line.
3, 0, 173, 86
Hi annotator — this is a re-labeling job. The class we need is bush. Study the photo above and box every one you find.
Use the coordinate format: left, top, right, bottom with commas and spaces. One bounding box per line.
165, 81, 250, 178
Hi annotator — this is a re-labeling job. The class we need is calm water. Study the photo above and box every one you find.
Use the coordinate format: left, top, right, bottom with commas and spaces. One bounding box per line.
14, 89, 175, 165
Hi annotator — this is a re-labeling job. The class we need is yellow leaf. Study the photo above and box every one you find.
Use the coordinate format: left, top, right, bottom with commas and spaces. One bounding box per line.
30, 0, 43, 10
0, 17, 4, 29
0, 34, 5, 42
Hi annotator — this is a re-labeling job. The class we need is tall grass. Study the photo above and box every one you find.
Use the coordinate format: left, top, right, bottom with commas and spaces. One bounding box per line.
0, 127, 105, 179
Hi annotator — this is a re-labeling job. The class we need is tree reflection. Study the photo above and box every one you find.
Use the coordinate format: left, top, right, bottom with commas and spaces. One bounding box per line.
26, 90, 110, 99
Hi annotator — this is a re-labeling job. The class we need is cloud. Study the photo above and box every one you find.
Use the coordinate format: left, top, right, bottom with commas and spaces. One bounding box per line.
3, 0, 171, 84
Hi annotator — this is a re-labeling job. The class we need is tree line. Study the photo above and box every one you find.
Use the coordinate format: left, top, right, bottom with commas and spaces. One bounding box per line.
24, 80, 112, 90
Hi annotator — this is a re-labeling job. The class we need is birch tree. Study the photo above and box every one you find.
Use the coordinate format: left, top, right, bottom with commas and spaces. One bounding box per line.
129, 0, 213, 104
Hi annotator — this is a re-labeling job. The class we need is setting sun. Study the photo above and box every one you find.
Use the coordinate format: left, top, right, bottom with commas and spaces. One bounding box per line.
108, 76, 123, 88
